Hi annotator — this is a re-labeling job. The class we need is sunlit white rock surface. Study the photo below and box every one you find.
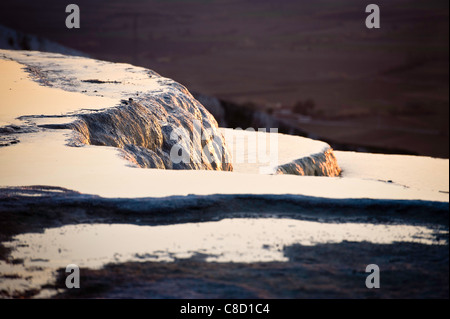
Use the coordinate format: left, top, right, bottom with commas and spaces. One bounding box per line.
222, 128, 340, 176
0, 50, 232, 171
0, 49, 448, 202
336, 151, 449, 195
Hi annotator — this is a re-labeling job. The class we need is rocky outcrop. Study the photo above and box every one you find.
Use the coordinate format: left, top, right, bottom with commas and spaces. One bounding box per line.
0, 25, 87, 57
1, 50, 233, 171
221, 128, 341, 176
276, 149, 341, 177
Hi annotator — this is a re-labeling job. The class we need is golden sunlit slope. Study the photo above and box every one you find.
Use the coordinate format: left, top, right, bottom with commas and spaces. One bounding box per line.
0, 50, 447, 202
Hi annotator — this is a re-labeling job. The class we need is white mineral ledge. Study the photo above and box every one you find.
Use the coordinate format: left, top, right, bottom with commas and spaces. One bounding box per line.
0, 49, 448, 202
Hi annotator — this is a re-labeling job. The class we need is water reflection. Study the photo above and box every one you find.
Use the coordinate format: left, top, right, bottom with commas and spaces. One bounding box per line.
0, 218, 447, 297
3, 218, 447, 266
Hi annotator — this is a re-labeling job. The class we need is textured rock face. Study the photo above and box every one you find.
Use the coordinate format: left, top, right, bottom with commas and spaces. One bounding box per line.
221, 128, 341, 177
69, 93, 231, 170
276, 149, 341, 177
0, 25, 87, 57
1, 50, 233, 171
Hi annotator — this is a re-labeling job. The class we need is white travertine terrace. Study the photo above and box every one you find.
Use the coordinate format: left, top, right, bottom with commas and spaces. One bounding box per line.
0, 49, 448, 202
